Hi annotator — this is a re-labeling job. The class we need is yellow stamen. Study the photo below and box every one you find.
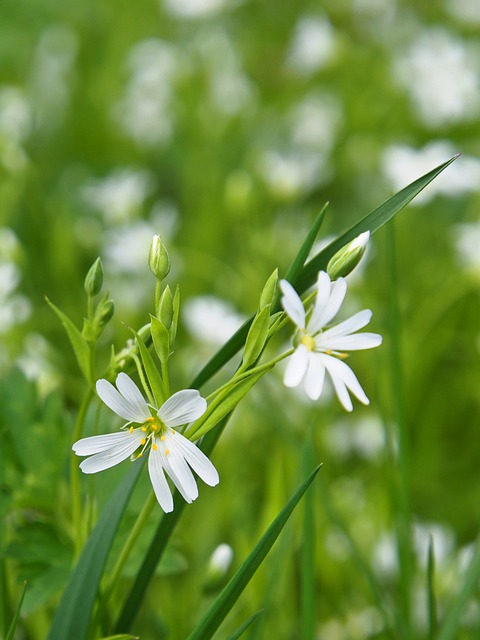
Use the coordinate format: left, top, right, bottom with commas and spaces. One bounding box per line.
146, 416, 155, 422
300, 334, 316, 351
165, 449, 170, 456
153, 443, 158, 451
160, 435, 165, 441
141, 427, 147, 432
129, 426, 133, 434
140, 438, 146, 445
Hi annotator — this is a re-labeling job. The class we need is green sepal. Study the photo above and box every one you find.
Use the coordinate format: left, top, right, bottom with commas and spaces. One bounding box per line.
46, 298, 92, 385
150, 315, 170, 364
258, 268, 278, 310
84, 257, 103, 297
187, 366, 273, 440
242, 305, 271, 368
128, 325, 165, 407
171, 285, 180, 345
158, 285, 173, 329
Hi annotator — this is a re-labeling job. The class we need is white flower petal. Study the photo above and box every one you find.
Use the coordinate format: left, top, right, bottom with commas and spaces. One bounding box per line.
321, 309, 373, 340
96, 378, 148, 423
73, 431, 136, 455
115, 373, 151, 421
164, 444, 199, 503
308, 271, 332, 333
320, 354, 369, 411
284, 344, 309, 388
303, 354, 326, 400
280, 279, 306, 330
171, 431, 219, 486
322, 277, 347, 326
79, 430, 144, 473
148, 445, 174, 512
157, 389, 207, 427
321, 333, 382, 351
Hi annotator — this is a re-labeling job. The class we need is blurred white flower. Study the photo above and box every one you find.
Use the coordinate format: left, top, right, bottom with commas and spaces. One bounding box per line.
114, 39, 177, 147
323, 415, 385, 460
413, 521, 455, 569
280, 272, 382, 411
81, 168, 153, 223
0, 87, 30, 142
286, 16, 336, 75
382, 141, 480, 205
393, 28, 480, 127
209, 543, 233, 573
372, 531, 398, 576
0, 262, 31, 333
453, 221, 480, 274
183, 296, 245, 345
445, 0, 480, 26
258, 150, 328, 200
290, 92, 342, 154
73, 373, 219, 512
16, 333, 60, 395
163, 0, 228, 19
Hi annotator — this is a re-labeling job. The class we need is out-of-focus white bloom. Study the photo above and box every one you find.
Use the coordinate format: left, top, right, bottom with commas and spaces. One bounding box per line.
81, 168, 153, 224
30, 25, 78, 131
258, 150, 328, 200
372, 531, 398, 576
445, 0, 480, 26
290, 92, 342, 154
183, 296, 245, 345
163, 0, 227, 19
0, 87, 30, 142
73, 373, 219, 512
453, 221, 480, 274
413, 521, 455, 569
280, 272, 382, 411
113, 39, 177, 147
209, 543, 234, 573
393, 28, 480, 127
382, 141, 480, 205
0, 262, 31, 333
323, 415, 385, 460
286, 16, 336, 75
16, 333, 60, 395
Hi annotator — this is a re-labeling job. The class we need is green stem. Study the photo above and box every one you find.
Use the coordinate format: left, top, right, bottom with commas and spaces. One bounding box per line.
161, 359, 170, 399
132, 353, 155, 406
71, 388, 94, 559
154, 280, 162, 317
104, 491, 157, 605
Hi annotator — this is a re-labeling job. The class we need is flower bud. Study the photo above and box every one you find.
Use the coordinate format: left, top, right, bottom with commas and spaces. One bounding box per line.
259, 268, 278, 310
95, 298, 115, 329
84, 258, 103, 297
327, 231, 370, 280
158, 285, 174, 329
148, 235, 171, 281
204, 544, 233, 592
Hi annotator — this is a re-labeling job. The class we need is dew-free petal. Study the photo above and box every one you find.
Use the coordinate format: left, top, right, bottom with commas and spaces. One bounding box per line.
158, 389, 207, 427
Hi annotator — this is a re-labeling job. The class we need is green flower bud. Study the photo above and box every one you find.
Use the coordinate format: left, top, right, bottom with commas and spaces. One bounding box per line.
259, 268, 278, 310
84, 257, 103, 297
203, 544, 233, 592
148, 235, 171, 281
327, 231, 370, 280
95, 298, 115, 329
243, 305, 270, 368
158, 285, 174, 329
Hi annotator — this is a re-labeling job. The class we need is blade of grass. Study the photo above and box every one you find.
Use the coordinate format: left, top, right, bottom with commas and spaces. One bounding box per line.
47, 461, 144, 640
226, 610, 264, 640
427, 535, 437, 640
436, 539, 480, 640
301, 430, 315, 640
5, 581, 27, 640
187, 466, 322, 640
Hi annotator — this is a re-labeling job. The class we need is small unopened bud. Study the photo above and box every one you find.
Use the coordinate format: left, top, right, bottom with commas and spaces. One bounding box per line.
95, 298, 115, 329
327, 231, 370, 280
158, 286, 173, 329
148, 235, 171, 281
84, 258, 103, 297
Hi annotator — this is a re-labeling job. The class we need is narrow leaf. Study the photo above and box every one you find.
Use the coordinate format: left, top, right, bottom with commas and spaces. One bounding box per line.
436, 539, 480, 640
129, 326, 165, 407
187, 466, 322, 640
46, 298, 92, 384
226, 610, 264, 640
295, 155, 458, 292
284, 202, 328, 284
47, 462, 144, 640
301, 432, 316, 640
6, 581, 27, 640
427, 535, 437, 640
242, 306, 271, 368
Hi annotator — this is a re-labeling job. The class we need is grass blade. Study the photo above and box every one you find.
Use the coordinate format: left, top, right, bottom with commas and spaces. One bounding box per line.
47, 462, 144, 640
186, 465, 322, 640
436, 539, 480, 640
226, 610, 264, 640
427, 535, 437, 640
301, 432, 316, 640
5, 581, 27, 640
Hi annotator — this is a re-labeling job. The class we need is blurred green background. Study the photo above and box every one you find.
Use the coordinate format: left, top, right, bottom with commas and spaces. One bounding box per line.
1, 0, 479, 638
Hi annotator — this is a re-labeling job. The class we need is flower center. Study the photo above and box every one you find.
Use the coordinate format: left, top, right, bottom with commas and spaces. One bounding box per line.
131, 416, 171, 459
300, 334, 316, 351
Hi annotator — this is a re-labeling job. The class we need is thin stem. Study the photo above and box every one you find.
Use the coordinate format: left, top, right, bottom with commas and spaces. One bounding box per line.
154, 280, 162, 317
71, 388, 94, 559
132, 353, 155, 406
104, 491, 158, 605
161, 359, 170, 399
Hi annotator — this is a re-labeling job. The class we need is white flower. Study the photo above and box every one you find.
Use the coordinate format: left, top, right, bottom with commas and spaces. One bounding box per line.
72, 373, 219, 512
280, 271, 382, 411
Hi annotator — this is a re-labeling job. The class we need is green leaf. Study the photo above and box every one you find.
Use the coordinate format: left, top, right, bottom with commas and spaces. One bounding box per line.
5, 581, 27, 640
427, 535, 437, 640
295, 155, 458, 292
187, 366, 273, 440
301, 432, 316, 640
129, 326, 165, 407
46, 298, 92, 384
436, 537, 480, 640
150, 315, 170, 364
226, 610, 264, 640
99, 636, 140, 640
47, 462, 144, 640
284, 202, 328, 285
187, 465, 321, 640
